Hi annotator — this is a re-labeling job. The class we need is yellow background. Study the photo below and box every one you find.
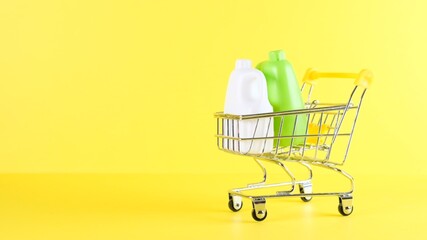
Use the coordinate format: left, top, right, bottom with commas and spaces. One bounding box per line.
1, 0, 427, 239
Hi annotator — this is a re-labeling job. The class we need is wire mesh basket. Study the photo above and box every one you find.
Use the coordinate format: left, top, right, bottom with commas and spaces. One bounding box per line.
214, 69, 373, 221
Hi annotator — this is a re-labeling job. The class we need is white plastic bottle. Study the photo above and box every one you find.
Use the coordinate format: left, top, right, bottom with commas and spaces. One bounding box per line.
223, 59, 274, 154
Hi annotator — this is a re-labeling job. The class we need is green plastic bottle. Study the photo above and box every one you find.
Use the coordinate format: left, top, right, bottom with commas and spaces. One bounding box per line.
256, 50, 307, 147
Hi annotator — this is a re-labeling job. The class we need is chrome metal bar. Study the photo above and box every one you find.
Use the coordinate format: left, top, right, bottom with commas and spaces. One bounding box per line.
343, 89, 366, 164
275, 161, 296, 194
307, 85, 314, 103
230, 191, 352, 199
287, 114, 300, 160
261, 117, 272, 153
305, 102, 356, 107
214, 105, 357, 120
247, 158, 267, 187
323, 114, 329, 125
323, 114, 336, 144
226, 119, 230, 150
299, 161, 313, 180
229, 161, 353, 199
314, 112, 323, 160
311, 162, 354, 194
300, 112, 311, 160
215, 133, 351, 141
275, 116, 284, 155
231, 118, 235, 151
237, 119, 240, 152
326, 109, 342, 160
243, 119, 260, 155
327, 86, 358, 160
230, 179, 310, 193
217, 118, 220, 149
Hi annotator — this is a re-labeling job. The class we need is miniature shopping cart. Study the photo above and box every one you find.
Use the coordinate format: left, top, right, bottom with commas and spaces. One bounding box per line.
214, 69, 372, 221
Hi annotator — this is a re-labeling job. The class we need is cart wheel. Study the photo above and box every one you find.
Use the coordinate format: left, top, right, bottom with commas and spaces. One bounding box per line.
228, 195, 243, 212
301, 196, 312, 202
228, 199, 243, 212
338, 195, 353, 216
338, 204, 353, 216
251, 197, 267, 221
252, 209, 268, 221
299, 182, 313, 202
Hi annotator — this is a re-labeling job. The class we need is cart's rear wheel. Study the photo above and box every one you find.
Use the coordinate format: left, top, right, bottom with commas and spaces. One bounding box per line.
251, 209, 268, 221
338, 204, 353, 216
338, 195, 353, 216
299, 182, 313, 202
301, 196, 312, 202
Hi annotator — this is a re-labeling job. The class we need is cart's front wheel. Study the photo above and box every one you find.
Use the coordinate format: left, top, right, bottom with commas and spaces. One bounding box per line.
252, 209, 268, 221
228, 195, 243, 212
251, 197, 267, 221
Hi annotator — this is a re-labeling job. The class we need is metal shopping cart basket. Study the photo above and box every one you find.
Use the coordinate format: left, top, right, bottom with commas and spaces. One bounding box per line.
214, 68, 373, 221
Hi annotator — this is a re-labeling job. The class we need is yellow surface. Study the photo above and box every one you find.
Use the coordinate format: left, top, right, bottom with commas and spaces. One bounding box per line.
0, 0, 426, 175
0, 173, 426, 240
1, 0, 427, 239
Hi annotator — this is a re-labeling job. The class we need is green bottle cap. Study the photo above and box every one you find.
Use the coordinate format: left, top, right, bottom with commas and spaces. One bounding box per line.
269, 50, 286, 61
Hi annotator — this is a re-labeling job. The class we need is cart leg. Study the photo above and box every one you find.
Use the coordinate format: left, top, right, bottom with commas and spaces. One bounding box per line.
275, 161, 296, 195
247, 158, 267, 187
338, 195, 353, 216
251, 197, 267, 221
228, 193, 243, 212
299, 161, 313, 181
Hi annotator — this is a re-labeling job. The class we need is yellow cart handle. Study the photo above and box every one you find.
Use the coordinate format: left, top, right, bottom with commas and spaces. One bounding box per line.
303, 68, 373, 89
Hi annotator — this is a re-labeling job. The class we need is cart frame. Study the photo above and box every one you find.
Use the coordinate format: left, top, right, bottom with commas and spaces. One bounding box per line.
214, 68, 373, 221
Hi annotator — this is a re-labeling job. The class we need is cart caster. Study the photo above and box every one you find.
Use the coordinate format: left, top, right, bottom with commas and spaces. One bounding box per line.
252, 209, 268, 221
338, 195, 353, 216
252, 197, 267, 221
299, 182, 313, 202
228, 194, 243, 212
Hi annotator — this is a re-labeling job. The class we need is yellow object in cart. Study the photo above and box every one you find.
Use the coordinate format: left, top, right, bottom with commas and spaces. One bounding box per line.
307, 123, 331, 144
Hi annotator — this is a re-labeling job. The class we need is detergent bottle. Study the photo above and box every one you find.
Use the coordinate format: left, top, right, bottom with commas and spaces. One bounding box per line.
256, 50, 307, 147
224, 59, 274, 154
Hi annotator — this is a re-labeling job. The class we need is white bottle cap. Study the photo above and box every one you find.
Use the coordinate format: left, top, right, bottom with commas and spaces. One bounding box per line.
235, 59, 252, 70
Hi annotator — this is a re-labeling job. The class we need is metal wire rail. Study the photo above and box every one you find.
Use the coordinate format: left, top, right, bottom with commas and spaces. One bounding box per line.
214, 69, 372, 221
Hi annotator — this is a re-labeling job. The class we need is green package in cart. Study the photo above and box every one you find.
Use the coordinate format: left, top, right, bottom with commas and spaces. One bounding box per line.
256, 50, 307, 147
